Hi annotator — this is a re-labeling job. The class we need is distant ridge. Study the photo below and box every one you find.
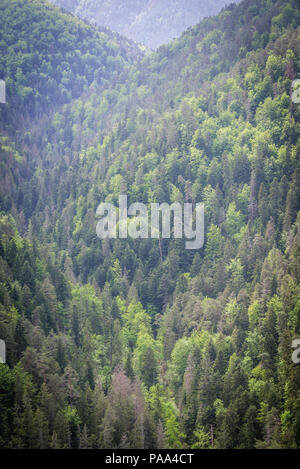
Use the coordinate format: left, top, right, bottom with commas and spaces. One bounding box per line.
49, 0, 240, 48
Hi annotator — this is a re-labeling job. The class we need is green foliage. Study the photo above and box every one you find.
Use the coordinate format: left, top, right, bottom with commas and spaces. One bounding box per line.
0, 0, 300, 450
49, 0, 239, 49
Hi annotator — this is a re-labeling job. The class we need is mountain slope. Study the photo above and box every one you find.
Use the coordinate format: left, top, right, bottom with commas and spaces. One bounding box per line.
0, 0, 142, 131
0, 0, 143, 221
0, 0, 300, 450
49, 0, 240, 48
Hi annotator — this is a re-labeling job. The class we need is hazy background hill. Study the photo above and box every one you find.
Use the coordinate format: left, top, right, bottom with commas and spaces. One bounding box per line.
49, 0, 240, 48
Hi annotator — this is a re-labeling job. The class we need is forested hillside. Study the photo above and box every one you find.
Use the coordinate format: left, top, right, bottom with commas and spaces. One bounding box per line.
0, 0, 141, 127
0, 0, 142, 223
0, 0, 300, 449
48, 0, 240, 49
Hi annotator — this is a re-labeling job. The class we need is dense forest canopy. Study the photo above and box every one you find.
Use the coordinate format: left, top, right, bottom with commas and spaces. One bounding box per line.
48, 0, 240, 49
0, 0, 300, 449
0, 0, 142, 128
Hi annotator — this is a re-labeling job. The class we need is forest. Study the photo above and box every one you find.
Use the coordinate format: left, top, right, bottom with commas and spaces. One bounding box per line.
0, 0, 300, 449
